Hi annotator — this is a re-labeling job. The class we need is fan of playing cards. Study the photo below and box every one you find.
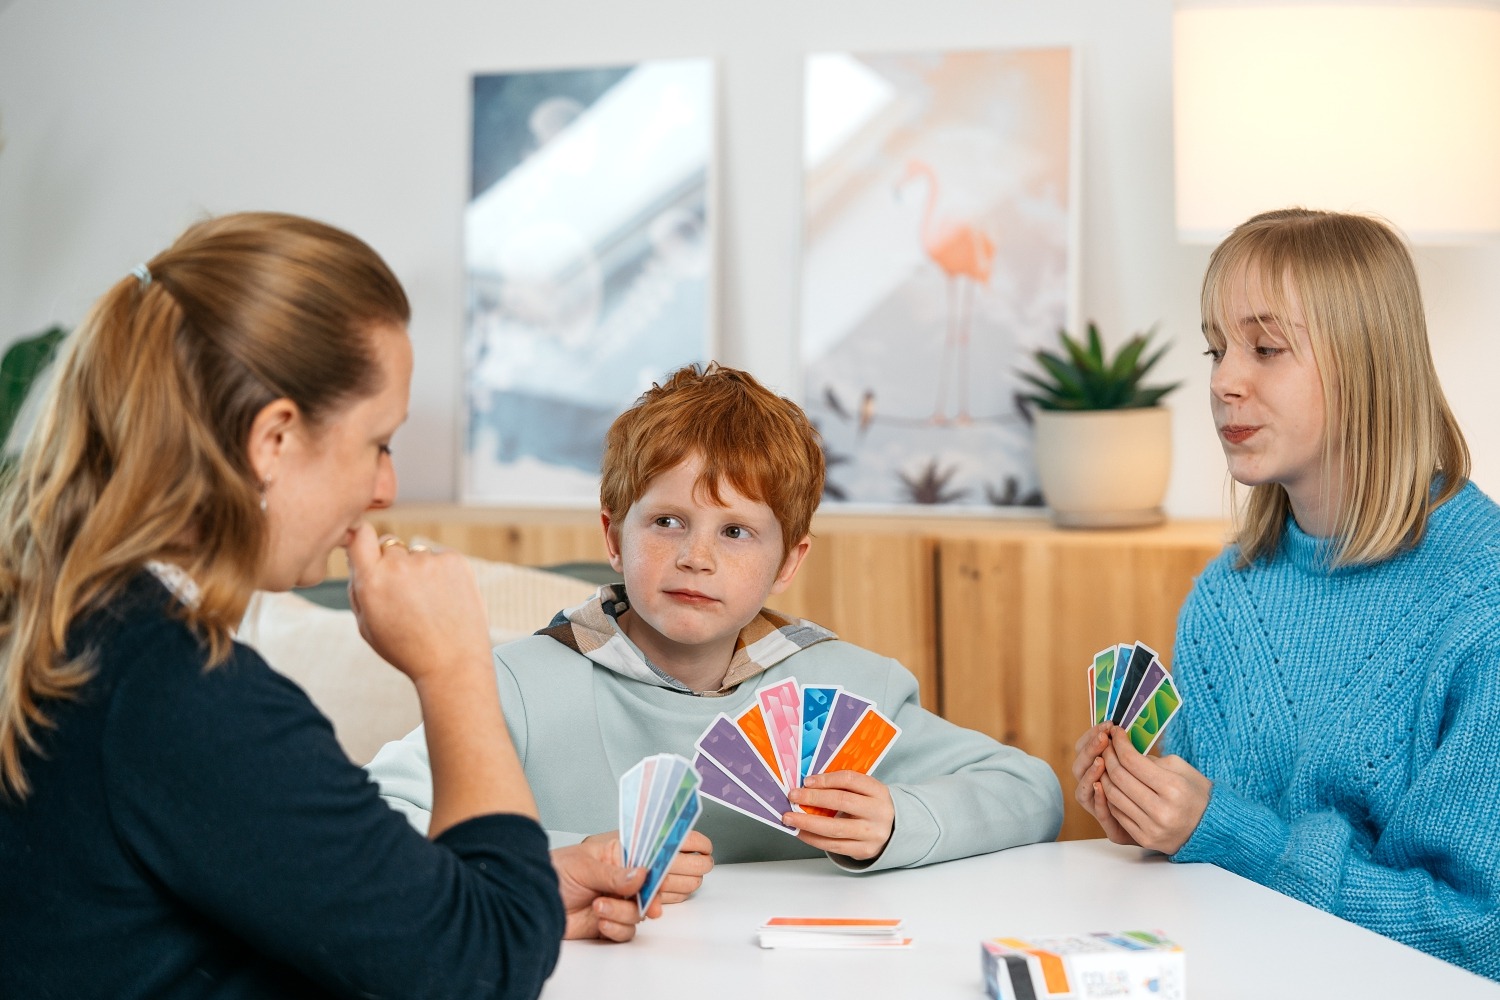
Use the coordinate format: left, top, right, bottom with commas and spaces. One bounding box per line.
1088, 641, 1182, 753
691, 678, 901, 833
619, 753, 703, 910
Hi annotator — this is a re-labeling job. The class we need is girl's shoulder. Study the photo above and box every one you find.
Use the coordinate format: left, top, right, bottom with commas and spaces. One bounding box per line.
1410, 482, 1500, 584
1428, 481, 1500, 543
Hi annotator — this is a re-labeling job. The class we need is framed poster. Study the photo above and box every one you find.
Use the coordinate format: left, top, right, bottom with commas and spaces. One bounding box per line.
801, 48, 1078, 511
463, 59, 715, 503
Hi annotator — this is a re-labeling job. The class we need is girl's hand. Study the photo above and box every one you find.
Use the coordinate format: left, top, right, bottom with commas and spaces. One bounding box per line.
1098, 726, 1211, 854
1072, 723, 1137, 845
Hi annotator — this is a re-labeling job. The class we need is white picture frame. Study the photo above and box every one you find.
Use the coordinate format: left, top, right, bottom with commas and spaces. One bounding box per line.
800, 48, 1080, 513
461, 59, 717, 504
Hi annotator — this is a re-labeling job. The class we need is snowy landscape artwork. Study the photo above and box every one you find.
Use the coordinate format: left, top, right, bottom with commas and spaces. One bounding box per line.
801, 49, 1075, 510
463, 60, 714, 503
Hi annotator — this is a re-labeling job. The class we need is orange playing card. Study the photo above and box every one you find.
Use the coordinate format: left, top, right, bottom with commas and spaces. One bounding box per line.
820, 709, 900, 776
736, 703, 784, 786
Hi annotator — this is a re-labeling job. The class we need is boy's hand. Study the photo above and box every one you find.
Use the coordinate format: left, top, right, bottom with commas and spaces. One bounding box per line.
550, 839, 651, 942
581, 829, 715, 904
783, 771, 895, 862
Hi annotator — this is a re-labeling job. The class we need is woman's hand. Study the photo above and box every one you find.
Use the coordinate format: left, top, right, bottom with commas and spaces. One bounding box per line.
1072, 723, 1137, 845
345, 523, 491, 685
551, 839, 650, 942
347, 522, 536, 833
1097, 726, 1211, 854
581, 829, 714, 905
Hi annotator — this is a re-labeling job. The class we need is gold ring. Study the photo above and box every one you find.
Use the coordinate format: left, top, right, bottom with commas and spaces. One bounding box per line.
379, 537, 407, 551
408, 543, 431, 553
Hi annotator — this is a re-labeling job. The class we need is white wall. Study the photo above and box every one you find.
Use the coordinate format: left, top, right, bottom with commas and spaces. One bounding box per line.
1, 0, 1496, 516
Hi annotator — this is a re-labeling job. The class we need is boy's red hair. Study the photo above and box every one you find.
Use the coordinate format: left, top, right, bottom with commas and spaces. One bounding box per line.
600, 363, 824, 556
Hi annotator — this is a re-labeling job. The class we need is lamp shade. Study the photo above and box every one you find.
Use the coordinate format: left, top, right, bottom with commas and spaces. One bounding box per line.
1174, 2, 1500, 243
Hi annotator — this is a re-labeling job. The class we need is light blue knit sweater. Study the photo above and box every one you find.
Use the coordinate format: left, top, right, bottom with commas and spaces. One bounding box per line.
1165, 481, 1500, 980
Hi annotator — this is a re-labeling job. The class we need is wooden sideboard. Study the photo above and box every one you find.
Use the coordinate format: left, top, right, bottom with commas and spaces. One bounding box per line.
361, 504, 1229, 841
930, 521, 1228, 840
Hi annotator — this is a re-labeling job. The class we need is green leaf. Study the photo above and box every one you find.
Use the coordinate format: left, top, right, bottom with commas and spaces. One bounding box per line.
1014, 321, 1179, 411
1016, 371, 1065, 399
1097, 379, 1130, 409
1018, 391, 1065, 411
1035, 350, 1087, 400
1060, 329, 1097, 376
0, 326, 66, 452
1108, 335, 1149, 383
1085, 322, 1104, 369
1130, 383, 1181, 408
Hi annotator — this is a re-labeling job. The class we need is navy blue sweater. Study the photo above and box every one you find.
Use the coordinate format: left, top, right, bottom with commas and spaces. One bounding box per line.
0, 573, 564, 998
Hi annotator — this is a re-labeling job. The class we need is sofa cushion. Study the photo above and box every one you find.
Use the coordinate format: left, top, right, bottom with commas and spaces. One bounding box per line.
237, 553, 597, 764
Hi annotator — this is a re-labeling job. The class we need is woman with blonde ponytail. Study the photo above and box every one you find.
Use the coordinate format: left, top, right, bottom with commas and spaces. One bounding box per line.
0, 213, 649, 999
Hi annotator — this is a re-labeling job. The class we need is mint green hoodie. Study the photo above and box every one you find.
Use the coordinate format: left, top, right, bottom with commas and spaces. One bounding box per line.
366, 588, 1062, 870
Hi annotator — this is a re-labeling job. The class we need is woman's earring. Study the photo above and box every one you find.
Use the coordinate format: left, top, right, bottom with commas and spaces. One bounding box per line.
259, 477, 272, 513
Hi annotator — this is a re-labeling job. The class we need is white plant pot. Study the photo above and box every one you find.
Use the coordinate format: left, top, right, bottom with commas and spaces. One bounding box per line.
1033, 407, 1172, 528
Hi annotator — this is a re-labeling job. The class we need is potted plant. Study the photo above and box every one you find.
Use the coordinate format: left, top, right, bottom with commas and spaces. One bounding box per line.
1018, 322, 1180, 528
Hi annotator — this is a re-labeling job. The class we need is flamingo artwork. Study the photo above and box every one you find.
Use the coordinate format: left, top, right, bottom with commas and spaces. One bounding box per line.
899, 158, 996, 424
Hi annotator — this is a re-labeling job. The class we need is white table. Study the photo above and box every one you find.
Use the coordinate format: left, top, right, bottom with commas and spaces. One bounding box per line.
543, 839, 1498, 998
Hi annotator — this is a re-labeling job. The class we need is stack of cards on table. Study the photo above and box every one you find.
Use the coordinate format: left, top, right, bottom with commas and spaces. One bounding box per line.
981, 931, 1184, 1000
1087, 642, 1182, 753
757, 916, 912, 949
618, 753, 703, 910
691, 678, 901, 832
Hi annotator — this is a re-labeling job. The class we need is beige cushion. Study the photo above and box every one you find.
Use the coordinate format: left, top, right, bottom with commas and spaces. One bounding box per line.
237, 553, 597, 765
457, 547, 601, 637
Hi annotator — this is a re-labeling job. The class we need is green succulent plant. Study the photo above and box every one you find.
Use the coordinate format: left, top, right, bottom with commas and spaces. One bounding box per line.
1019, 322, 1179, 411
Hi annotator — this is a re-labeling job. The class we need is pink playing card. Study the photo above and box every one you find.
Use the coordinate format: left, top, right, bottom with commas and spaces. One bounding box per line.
757, 679, 803, 795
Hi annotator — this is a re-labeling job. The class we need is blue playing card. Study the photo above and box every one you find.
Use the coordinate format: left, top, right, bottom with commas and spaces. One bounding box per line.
618, 762, 645, 865
636, 755, 689, 867
619, 752, 703, 906
638, 794, 703, 911
800, 685, 840, 783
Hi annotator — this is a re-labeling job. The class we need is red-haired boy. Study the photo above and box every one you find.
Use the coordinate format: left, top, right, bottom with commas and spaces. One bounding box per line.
369, 364, 1061, 893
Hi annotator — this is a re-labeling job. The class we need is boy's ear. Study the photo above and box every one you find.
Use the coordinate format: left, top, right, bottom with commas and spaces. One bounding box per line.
600, 508, 624, 573
768, 534, 812, 596
245, 397, 300, 485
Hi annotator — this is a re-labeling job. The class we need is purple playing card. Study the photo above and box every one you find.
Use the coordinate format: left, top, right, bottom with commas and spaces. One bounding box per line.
696, 715, 793, 816
811, 691, 875, 774
693, 753, 795, 834
1119, 659, 1167, 732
